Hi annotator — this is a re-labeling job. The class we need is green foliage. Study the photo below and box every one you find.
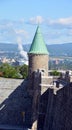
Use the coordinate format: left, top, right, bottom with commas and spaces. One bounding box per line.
0, 63, 28, 79
51, 70, 60, 76
19, 64, 28, 78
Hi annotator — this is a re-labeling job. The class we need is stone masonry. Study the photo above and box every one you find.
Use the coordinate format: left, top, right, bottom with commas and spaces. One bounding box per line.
0, 78, 32, 129
28, 54, 49, 78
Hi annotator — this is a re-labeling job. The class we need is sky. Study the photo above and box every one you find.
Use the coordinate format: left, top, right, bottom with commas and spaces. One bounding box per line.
0, 0, 72, 45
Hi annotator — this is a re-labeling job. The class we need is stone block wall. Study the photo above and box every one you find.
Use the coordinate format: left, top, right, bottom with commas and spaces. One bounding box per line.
0, 78, 32, 128
28, 54, 49, 77
41, 76, 53, 85
43, 83, 72, 130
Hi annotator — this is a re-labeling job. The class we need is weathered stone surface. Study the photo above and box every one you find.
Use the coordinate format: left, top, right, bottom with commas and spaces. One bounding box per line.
0, 78, 32, 128
0, 75, 72, 130
43, 83, 72, 130
28, 54, 49, 78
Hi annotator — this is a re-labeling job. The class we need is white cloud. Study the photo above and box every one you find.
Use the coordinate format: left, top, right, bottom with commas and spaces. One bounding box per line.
14, 29, 28, 38
0, 17, 72, 44
45, 31, 62, 40
45, 17, 72, 42
65, 29, 72, 36
47, 17, 72, 29
19, 18, 25, 23
29, 16, 44, 24
0, 19, 29, 43
48, 17, 72, 25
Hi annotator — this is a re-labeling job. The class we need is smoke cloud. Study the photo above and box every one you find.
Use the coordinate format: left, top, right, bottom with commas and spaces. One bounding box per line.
17, 37, 28, 60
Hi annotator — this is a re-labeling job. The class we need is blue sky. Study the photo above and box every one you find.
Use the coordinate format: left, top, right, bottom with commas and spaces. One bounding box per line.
0, 0, 72, 44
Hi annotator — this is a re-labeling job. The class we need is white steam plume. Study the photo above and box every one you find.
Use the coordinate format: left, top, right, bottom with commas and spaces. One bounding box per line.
17, 37, 28, 60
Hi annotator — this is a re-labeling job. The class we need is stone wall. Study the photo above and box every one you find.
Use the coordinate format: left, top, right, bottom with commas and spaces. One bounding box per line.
1, 74, 72, 130
0, 78, 32, 128
41, 76, 53, 85
43, 83, 72, 130
28, 54, 49, 77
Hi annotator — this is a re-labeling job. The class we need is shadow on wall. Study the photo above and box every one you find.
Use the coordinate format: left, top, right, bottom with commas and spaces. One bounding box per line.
43, 83, 72, 130
37, 89, 50, 130
0, 76, 72, 130
0, 79, 32, 128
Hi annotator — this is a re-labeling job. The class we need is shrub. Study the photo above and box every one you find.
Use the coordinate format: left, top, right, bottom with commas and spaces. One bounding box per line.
51, 70, 60, 76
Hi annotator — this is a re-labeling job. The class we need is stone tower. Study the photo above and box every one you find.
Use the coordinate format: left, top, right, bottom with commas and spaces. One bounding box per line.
28, 26, 49, 78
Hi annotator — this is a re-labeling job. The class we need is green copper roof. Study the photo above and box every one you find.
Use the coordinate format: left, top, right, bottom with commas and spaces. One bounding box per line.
29, 26, 49, 54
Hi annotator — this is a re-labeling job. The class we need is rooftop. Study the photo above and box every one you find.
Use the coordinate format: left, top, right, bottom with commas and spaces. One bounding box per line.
29, 26, 49, 55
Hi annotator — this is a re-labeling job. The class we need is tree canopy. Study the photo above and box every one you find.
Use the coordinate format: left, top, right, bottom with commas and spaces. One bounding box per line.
0, 63, 28, 79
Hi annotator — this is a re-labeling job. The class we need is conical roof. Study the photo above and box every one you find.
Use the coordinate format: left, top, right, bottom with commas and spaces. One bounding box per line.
29, 26, 49, 55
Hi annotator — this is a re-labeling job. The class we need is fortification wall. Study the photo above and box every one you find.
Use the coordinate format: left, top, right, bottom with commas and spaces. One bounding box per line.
0, 78, 23, 104
0, 78, 32, 127
37, 83, 72, 130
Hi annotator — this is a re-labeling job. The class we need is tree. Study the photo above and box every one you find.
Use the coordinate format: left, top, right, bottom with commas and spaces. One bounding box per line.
0, 63, 21, 78
51, 70, 60, 76
0, 63, 28, 79
19, 64, 28, 79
